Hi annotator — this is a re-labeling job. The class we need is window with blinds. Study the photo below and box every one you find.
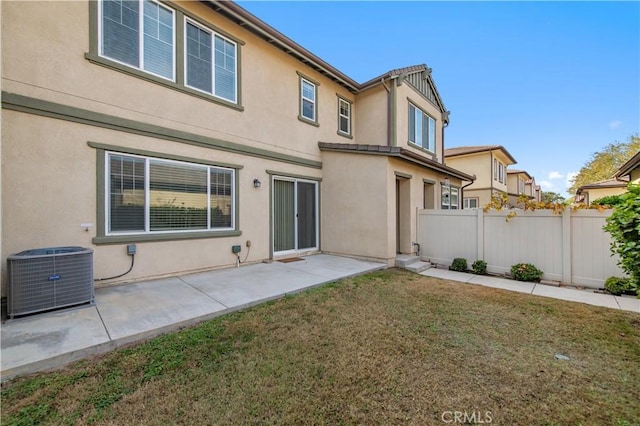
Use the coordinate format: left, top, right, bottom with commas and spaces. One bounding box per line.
108, 153, 235, 234
99, 1, 238, 103
186, 19, 237, 102
101, 0, 175, 80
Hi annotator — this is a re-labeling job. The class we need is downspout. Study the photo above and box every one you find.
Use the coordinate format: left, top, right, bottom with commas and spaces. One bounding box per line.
461, 179, 475, 209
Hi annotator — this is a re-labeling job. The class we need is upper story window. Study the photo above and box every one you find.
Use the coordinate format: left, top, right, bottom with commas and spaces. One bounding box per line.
499, 163, 505, 184
94, 0, 241, 107
300, 77, 317, 122
338, 97, 351, 136
494, 159, 498, 181
101, 0, 175, 80
185, 20, 237, 103
107, 152, 235, 235
408, 103, 435, 153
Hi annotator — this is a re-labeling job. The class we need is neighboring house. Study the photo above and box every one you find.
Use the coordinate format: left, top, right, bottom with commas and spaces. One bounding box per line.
444, 145, 517, 209
1, 0, 473, 294
575, 178, 628, 205
506, 169, 534, 207
613, 150, 640, 185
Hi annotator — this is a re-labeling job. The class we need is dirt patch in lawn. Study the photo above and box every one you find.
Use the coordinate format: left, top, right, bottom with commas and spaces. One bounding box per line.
2, 269, 639, 425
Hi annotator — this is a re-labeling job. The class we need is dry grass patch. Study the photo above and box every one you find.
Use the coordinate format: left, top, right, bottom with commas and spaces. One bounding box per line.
2, 269, 639, 425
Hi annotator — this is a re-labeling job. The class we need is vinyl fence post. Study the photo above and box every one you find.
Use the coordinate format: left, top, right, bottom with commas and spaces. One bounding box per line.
477, 208, 484, 262
562, 209, 572, 285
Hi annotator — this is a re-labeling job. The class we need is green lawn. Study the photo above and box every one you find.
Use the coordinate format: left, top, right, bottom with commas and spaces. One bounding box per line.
2, 269, 639, 425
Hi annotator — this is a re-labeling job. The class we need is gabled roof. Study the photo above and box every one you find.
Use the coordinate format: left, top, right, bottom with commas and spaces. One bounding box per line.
359, 65, 449, 120
507, 169, 533, 179
613, 150, 640, 179
576, 177, 629, 194
318, 142, 475, 182
445, 145, 517, 165
211, 2, 449, 120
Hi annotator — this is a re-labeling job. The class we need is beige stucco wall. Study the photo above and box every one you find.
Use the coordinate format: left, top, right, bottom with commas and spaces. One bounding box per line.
446, 153, 492, 188
1, 1, 354, 163
320, 151, 391, 262
395, 83, 444, 163
320, 150, 461, 264
1, 109, 325, 294
354, 85, 387, 146
583, 186, 627, 205
631, 168, 640, 184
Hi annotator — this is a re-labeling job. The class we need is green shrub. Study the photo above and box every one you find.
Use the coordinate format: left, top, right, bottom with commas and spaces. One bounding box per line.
472, 260, 487, 275
604, 183, 640, 298
591, 194, 624, 207
604, 276, 638, 296
450, 258, 468, 272
510, 263, 543, 282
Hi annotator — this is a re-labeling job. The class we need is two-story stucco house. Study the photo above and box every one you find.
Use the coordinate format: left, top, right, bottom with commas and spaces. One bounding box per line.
506, 169, 535, 207
444, 145, 516, 209
613, 150, 640, 185
1, 0, 473, 293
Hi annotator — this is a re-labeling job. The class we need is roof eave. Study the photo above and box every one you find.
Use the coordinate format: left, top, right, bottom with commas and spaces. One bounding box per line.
209, 1, 360, 92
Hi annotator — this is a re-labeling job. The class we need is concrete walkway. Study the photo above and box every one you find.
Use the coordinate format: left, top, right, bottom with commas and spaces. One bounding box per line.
1, 254, 386, 382
421, 268, 640, 313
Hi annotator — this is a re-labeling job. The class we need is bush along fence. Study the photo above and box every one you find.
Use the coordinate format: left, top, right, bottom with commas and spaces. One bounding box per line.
417, 208, 624, 289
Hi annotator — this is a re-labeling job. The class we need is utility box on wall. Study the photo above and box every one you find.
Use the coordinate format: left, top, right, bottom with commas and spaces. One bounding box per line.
7, 247, 94, 319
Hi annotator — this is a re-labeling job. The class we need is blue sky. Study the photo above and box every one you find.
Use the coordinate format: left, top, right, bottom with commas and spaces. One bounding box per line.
238, 1, 640, 196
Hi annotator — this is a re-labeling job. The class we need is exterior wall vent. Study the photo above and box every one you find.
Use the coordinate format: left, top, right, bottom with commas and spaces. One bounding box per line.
7, 247, 94, 319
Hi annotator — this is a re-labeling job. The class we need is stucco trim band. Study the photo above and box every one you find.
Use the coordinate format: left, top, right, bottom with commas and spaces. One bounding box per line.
2, 92, 323, 170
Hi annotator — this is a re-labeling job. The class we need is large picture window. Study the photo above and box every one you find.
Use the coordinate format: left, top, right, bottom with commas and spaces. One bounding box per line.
101, 0, 175, 80
185, 19, 237, 102
408, 103, 435, 153
108, 153, 235, 234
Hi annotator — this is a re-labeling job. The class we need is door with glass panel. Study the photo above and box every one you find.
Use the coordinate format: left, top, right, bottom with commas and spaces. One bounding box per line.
273, 178, 318, 254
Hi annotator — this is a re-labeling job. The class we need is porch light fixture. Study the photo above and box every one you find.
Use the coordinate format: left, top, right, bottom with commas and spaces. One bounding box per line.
253, 178, 261, 188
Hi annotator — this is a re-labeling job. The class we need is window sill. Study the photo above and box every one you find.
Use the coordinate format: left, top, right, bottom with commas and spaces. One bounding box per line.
298, 115, 320, 127
93, 230, 242, 245
407, 142, 436, 157
85, 53, 244, 112
337, 131, 353, 139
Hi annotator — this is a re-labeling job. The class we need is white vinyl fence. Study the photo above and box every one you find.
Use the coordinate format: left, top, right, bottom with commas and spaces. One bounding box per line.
417, 209, 624, 289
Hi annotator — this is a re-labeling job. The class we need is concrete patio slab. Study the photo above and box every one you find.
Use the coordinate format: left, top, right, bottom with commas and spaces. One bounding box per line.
96, 277, 228, 342
1, 306, 110, 378
181, 262, 320, 309
0, 254, 387, 382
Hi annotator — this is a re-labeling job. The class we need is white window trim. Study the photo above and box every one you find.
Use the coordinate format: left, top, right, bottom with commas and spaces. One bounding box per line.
464, 197, 478, 209
184, 17, 238, 103
338, 98, 351, 135
99, 0, 176, 82
300, 78, 317, 122
105, 152, 235, 235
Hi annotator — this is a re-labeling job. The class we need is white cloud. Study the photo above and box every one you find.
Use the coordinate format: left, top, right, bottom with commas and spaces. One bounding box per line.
609, 120, 623, 129
538, 180, 555, 191
548, 171, 564, 180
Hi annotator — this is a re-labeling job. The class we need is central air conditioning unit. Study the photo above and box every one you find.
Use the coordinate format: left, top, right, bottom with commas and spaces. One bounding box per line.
7, 247, 94, 319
